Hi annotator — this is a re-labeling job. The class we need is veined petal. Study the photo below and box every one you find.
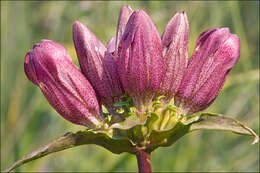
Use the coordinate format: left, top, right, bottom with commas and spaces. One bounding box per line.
160, 12, 189, 98
116, 5, 133, 51
24, 40, 103, 128
177, 28, 230, 100
107, 37, 116, 53
104, 37, 124, 104
73, 21, 123, 106
190, 34, 240, 113
176, 29, 240, 113
117, 10, 164, 106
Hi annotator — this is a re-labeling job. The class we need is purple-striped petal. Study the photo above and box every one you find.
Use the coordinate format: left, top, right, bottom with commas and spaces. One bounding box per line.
176, 28, 240, 113
160, 12, 189, 99
104, 37, 124, 104
116, 5, 133, 51
190, 34, 240, 113
24, 40, 103, 128
117, 10, 164, 107
73, 21, 123, 107
177, 28, 230, 100
107, 37, 116, 53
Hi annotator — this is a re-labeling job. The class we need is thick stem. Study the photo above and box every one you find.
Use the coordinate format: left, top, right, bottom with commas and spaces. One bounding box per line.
136, 150, 152, 173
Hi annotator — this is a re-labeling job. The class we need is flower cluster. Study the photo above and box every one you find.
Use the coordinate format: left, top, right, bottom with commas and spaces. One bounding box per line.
24, 5, 240, 129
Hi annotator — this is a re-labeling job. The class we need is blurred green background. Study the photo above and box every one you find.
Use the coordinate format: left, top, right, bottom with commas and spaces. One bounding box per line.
1, 1, 259, 172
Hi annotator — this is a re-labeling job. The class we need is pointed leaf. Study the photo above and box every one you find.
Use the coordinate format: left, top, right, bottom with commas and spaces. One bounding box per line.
148, 113, 258, 152
190, 113, 259, 144
4, 130, 136, 173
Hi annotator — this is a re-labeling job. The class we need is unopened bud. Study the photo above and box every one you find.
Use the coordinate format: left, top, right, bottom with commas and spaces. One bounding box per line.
24, 40, 103, 128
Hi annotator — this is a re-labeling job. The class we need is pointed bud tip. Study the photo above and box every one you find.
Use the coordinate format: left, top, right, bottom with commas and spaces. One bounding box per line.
170, 11, 187, 21
32, 39, 67, 52
121, 5, 132, 11
219, 27, 230, 34
127, 9, 150, 22
73, 20, 97, 45
134, 9, 147, 17
116, 5, 134, 49
33, 39, 50, 49
161, 10, 189, 49
176, 11, 187, 16
222, 33, 240, 66
195, 27, 230, 49
73, 20, 93, 37
73, 20, 82, 27
73, 20, 84, 31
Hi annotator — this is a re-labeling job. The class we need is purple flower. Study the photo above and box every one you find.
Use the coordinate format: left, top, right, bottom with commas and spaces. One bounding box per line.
117, 10, 164, 109
24, 5, 240, 128
24, 40, 103, 128
160, 12, 189, 99
73, 20, 123, 113
73, 6, 165, 112
173, 27, 240, 114
19, 6, 257, 173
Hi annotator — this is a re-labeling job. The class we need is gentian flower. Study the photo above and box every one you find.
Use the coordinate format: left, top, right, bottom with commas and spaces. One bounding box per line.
15, 5, 257, 173
25, 6, 240, 127
176, 27, 240, 114
117, 9, 165, 112
159, 13, 240, 116
160, 12, 189, 100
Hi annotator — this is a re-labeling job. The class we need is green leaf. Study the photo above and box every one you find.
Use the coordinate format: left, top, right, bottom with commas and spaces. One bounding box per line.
147, 113, 258, 152
4, 113, 258, 172
189, 113, 259, 144
4, 130, 136, 173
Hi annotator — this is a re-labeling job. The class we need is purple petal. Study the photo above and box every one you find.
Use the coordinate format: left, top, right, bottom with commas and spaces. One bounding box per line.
190, 34, 240, 112
103, 51, 123, 102
116, 5, 133, 51
73, 21, 123, 106
24, 40, 103, 128
160, 12, 189, 98
177, 28, 230, 100
107, 37, 116, 53
117, 10, 164, 105
177, 29, 240, 113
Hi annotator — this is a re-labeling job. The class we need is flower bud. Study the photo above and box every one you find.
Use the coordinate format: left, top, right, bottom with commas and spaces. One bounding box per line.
24, 40, 103, 128
176, 28, 240, 114
160, 12, 189, 99
73, 21, 123, 107
117, 10, 164, 107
